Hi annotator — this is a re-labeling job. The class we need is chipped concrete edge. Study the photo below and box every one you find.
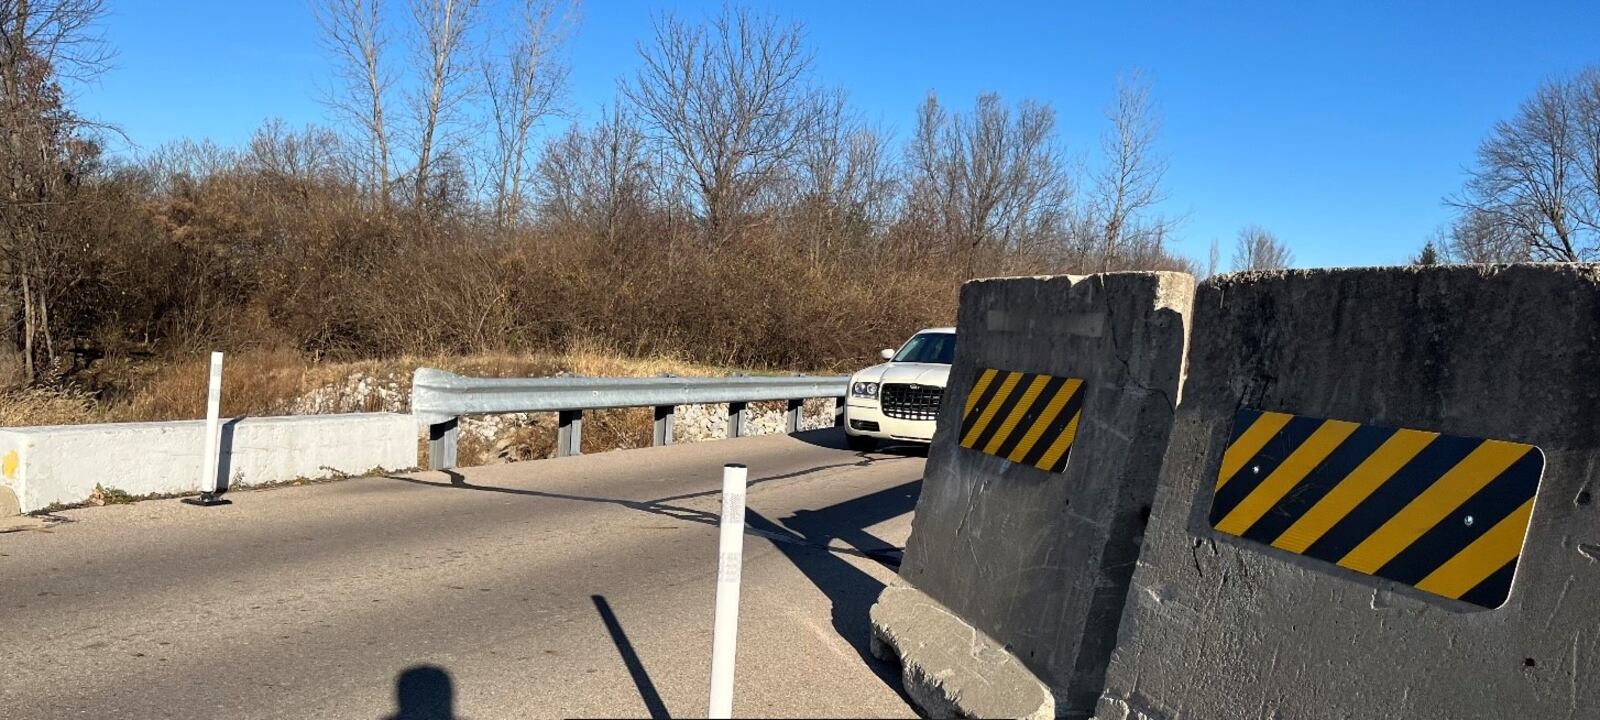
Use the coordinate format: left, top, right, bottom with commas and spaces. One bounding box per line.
0, 485, 18, 518
1091, 695, 1164, 720
869, 578, 1054, 720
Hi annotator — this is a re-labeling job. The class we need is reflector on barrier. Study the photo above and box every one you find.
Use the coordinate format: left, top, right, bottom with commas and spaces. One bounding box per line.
959, 368, 1085, 473
1210, 409, 1545, 609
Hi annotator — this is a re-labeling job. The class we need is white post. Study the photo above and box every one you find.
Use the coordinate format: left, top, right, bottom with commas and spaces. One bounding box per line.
184, 352, 230, 506
707, 463, 747, 719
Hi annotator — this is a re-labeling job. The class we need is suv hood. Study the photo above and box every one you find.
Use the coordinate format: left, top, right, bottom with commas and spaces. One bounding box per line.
852, 362, 952, 387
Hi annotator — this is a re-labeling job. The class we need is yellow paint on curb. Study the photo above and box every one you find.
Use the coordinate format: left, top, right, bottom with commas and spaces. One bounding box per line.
2, 450, 16, 480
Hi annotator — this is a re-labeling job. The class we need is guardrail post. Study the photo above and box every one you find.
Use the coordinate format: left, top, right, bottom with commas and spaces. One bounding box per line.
727, 402, 747, 438
557, 410, 583, 457
785, 399, 804, 433
653, 405, 675, 446
183, 351, 231, 507
833, 397, 846, 427
427, 418, 459, 470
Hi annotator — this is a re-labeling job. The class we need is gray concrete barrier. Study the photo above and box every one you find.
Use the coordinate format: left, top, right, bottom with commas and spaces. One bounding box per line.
0, 413, 418, 514
871, 272, 1196, 718
1097, 264, 1600, 720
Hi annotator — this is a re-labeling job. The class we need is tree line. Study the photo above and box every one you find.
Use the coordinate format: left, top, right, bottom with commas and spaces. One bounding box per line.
309, 1, 1199, 272
2, 0, 1303, 388
0, 1, 1203, 383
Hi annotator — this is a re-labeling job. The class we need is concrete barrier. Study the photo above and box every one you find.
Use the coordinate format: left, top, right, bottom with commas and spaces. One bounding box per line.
871, 272, 1195, 718
1097, 264, 1600, 720
0, 413, 418, 514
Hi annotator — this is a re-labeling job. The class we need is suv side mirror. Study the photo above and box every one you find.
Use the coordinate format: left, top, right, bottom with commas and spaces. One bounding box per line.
880, 348, 895, 361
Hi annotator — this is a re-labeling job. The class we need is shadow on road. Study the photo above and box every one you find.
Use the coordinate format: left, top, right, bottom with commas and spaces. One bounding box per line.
384, 665, 458, 720
790, 428, 931, 459
382, 439, 925, 709
383, 441, 918, 533
745, 479, 922, 704
592, 595, 672, 719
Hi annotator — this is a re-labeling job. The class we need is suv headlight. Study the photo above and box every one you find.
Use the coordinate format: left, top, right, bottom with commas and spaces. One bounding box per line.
852, 381, 879, 398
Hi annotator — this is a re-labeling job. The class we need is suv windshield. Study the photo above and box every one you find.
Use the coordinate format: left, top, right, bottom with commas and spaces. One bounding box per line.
892, 333, 956, 364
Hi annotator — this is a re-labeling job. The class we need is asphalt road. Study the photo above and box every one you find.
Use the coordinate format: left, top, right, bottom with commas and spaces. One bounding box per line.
0, 428, 924, 719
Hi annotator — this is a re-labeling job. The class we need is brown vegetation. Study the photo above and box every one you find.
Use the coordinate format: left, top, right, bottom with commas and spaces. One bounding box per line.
0, 347, 739, 467
6, 346, 723, 423
1, 2, 1196, 428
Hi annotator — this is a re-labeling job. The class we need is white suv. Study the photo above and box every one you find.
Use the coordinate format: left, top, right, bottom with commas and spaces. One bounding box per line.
843, 327, 956, 451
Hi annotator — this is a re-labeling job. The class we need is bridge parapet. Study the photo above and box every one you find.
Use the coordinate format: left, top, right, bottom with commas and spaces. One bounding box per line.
0, 413, 416, 514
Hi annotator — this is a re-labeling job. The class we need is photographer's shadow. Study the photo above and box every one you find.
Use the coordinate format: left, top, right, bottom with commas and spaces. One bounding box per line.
384, 665, 458, 720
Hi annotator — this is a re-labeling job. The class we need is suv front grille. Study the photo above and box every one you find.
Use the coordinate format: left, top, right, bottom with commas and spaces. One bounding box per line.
880, 383, 942, 421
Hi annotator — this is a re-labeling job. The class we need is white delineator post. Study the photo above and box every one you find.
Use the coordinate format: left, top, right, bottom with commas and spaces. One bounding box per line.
708, 463, 748, 719
182, 351, 230, 507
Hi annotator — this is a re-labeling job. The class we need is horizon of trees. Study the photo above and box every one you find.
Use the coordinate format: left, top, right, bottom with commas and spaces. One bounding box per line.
299, 0, 1201, 274
1, 0, 1216, 387
30, 1, 1592, 389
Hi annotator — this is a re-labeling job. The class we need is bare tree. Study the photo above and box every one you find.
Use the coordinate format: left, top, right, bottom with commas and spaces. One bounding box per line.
314, 0, 393, 206
788, 89, 895, 267
1451, 74, 1591, 261
1570, 67, 1600, 239
896, 94, 954, 261
624, 7, 818, 246
0, 0, 107, 81
534, 105, 654, 244
247, 119, 343, 183
1089, 72, 1175, 269
0, 0, 111, 380
1444, 208, 1529, 263
483, 0, 577, 228
408, 0, 480, 215
144, 137, 238, 193
901, 92, 1072, 272
1231, 225, 1293, 270
1205, 237, 1220, 277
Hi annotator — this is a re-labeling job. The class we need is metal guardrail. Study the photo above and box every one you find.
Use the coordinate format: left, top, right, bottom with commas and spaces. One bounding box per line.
412, 367, 850, 469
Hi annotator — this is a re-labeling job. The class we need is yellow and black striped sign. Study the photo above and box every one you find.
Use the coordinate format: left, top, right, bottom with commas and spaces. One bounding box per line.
1210, 409, 1545, 609
959, 368, 1085, 473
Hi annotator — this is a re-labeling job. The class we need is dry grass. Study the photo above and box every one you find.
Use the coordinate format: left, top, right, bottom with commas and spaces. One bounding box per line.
0, 387, 107, 427
97, 343, 734, 423
0, 346, 776, 466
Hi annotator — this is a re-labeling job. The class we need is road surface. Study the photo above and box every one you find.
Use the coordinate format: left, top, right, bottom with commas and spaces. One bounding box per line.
0, 428, 923, 719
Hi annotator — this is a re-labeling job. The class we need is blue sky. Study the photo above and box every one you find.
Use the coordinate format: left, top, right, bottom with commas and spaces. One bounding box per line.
76, 1, 1599, 268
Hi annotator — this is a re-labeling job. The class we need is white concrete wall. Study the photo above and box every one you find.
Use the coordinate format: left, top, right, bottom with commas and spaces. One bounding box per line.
0, 413, 418, 514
